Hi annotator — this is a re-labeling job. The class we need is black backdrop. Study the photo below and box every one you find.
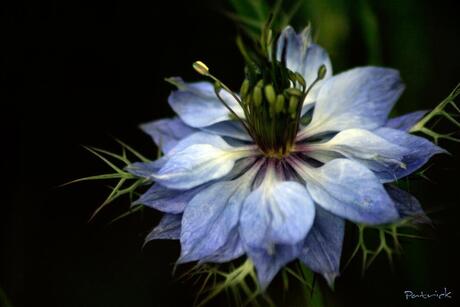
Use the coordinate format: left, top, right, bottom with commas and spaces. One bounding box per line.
4, 0, 460, 306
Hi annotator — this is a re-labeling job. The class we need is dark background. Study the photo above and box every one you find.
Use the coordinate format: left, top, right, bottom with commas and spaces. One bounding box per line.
3, 0, 460, 306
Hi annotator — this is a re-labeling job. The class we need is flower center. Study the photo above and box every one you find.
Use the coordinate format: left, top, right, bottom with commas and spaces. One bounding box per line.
192, 25, 326, 159
193, 60, 326, 159
238, 64, 324, 158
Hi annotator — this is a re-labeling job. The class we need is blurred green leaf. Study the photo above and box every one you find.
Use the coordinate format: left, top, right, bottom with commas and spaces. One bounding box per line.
356, 0, 381, 65
0, 286, 13, 307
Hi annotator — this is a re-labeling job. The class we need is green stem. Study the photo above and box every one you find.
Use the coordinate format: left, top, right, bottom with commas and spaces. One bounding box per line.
299, 263, 327, 307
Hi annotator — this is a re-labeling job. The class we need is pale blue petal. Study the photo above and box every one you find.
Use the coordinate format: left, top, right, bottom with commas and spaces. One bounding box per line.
179, 170, 256, 263
240, 181, 315, 249
276, 26, 311, 73
306, 150, 343, 165
276, 26, 332, 85
276, 26, 332, 114
385, 185, 431, 224
299, 206, 345, 287
385, 110, 427, 131
140, 117, 196, 153
308, 128, 410, 182
165, 131, 231, 155
300, 43, 333, 112
202, 120, 252, 141
374, 127, 446, 178
152, 134, 256, 189
135, 156, 258, 213
153, 144, 235, 189
134, 183, 208, 214
126, 159, 166, 178
168, 77, 244, 128
301, 43, 333, 87
144, 214, 182, 243
293, 158, 399, 224
247, 243, 301, 290
198, 231, 245, 263
126, 131, 235, 178
298, 67, 404, 139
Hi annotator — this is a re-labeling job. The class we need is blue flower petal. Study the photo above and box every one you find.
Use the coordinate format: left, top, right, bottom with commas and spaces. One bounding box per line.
134, 183, 208, 214
276, 26, 332, 114
298, 67, 404, 139
298, 206, 345, 287
135, 156, 258, 213
144, 214, 182, 243
276, 26, 311, 74
308, 128, 410, 182
126, 131, 236, 179
125, 159, 166, 178
179, 167, 258, 263
198, 231, 245, 263
385, 185, 431, 224
385, 110, 428, 131
247, 243, 301, 290
374, 127, 446, 178
276, 26, 332, 85
139, 117, 196, 153
152, 136, 256, 190
240, 180, 315, 249
292, 158, 399, 224
202, 120, 252, 141
168, 77, 244, 128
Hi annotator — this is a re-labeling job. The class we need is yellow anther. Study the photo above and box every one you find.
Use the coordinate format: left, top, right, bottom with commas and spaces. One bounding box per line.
193, 61, 209, 75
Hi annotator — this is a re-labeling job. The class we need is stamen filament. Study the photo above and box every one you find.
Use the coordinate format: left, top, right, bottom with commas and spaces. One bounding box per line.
213, 85, 254, 138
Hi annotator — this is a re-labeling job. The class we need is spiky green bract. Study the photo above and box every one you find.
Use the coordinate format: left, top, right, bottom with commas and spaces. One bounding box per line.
181, 258, 264, 307
64, 140, 152, 221
344, 217, 430, 276
180, 258, 327, 307
227, 0, 302, 42
410, 83, 460, 143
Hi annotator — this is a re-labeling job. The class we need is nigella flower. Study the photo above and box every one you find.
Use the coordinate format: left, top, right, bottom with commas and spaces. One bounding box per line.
128, 26, 443, 288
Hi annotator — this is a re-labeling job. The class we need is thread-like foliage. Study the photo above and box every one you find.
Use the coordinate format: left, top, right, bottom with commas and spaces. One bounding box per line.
410, 83, 460, 143
179, 258, 326, 307
64, 139, 151, 221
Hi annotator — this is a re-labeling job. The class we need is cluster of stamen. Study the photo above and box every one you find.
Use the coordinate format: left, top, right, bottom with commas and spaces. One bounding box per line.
193, 40, 326, 159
